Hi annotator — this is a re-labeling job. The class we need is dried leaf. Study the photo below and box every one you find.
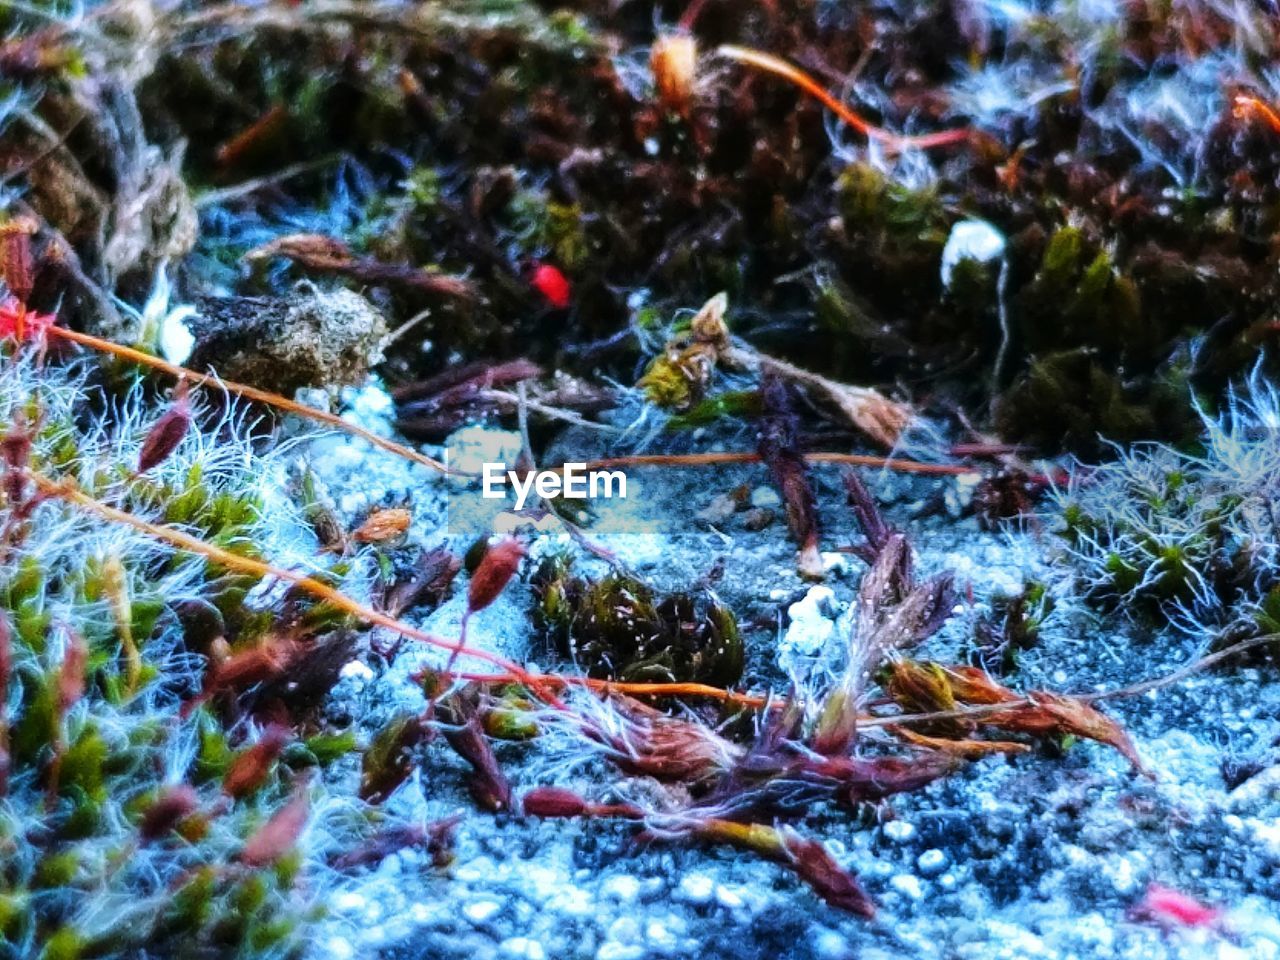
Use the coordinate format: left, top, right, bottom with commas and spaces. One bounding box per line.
245, 233, 475, 299
804, 752, 960, 806
887, 662, 1147, 772
600, 696, 741, 785
891, 726, 1031, 757
781, 830, 877, 919
360, 712, 431, 803
439, 691, 512, 812
329, 816, 462, 871
688, 819, 875, 918
1007, 691, 1148, 775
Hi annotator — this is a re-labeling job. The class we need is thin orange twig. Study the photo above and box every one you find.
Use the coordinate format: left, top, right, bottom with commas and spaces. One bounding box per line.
717, 45, 970, 151
47, 327, 453, 476
578, 451, 976, 477
27, 471, 562, 703
1234, 94, 1280, 134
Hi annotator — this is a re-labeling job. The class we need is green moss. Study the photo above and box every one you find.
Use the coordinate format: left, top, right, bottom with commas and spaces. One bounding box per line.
532, 560, 743, 686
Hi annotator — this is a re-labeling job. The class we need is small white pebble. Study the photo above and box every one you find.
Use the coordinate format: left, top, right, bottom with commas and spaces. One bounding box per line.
890, 874, 925, 901
940, 219, 1006, 288
601, 875, 641, 903
334, 892, 366, 913
339, 660, 374, 681
917, 849, 947, 875
676, 873, 715, 905
813, 929, 849, 960
715, 885, 744, 909
464, 900, 502, 923
500, 937, 546, 960
750, 486, 782, 509
883, 820, 916, 842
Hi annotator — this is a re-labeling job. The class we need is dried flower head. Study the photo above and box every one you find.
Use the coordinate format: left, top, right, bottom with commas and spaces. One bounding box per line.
651, 32, 698, 118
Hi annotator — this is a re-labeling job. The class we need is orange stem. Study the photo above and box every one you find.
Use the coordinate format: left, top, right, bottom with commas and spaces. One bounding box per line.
717, 45, 970, 151
28, 471, 563, 704
47, 327, 453, 476
578, 451, 976, 477
1234, 94, 1280, 134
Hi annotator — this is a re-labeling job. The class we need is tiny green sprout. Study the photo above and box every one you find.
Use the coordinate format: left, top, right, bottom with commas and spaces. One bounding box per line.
299, 730, 358, 767
404, 166, 442, 211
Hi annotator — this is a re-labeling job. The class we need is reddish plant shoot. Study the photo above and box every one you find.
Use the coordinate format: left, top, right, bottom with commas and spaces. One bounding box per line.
0, 614, 10, 796
137, 380, 192, 474
239, 785, 310, 867
139, 785, 201, 842
223, 725, 292, 800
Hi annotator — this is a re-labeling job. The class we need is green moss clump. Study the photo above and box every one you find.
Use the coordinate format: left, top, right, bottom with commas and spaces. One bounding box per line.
0, 354, 390, 958
532, 559, 743, 686
1052, 380, 1280, 634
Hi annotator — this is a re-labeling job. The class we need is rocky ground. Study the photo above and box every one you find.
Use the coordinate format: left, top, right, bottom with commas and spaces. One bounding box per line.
297, 391, 1280, 960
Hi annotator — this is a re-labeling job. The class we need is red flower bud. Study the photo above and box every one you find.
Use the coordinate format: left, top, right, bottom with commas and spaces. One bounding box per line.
529, 262, 571, 309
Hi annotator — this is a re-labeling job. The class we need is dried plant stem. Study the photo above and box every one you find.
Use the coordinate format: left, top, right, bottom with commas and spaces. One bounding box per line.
860, 632, 1280, 729
578, 452, 975, 477
48, 327, 453, 475
724, 342, 913, 448
716, 45, 970, 151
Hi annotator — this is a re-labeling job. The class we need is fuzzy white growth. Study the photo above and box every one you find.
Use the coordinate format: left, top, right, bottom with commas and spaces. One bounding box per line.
1053, 368, 1280, 635
941, 220, 1006, 289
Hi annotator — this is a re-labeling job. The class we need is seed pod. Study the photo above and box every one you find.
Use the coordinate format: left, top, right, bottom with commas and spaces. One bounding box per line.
467, 537, 525, 617
57, 633, 87, 717
521, 786, 588, 818
240, 785, 309, 867
137, 380, 192, 474
139, 785, 200, 842
651, 32, 697, 117
351, 507, 412, 544
0, 217, 36, 303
